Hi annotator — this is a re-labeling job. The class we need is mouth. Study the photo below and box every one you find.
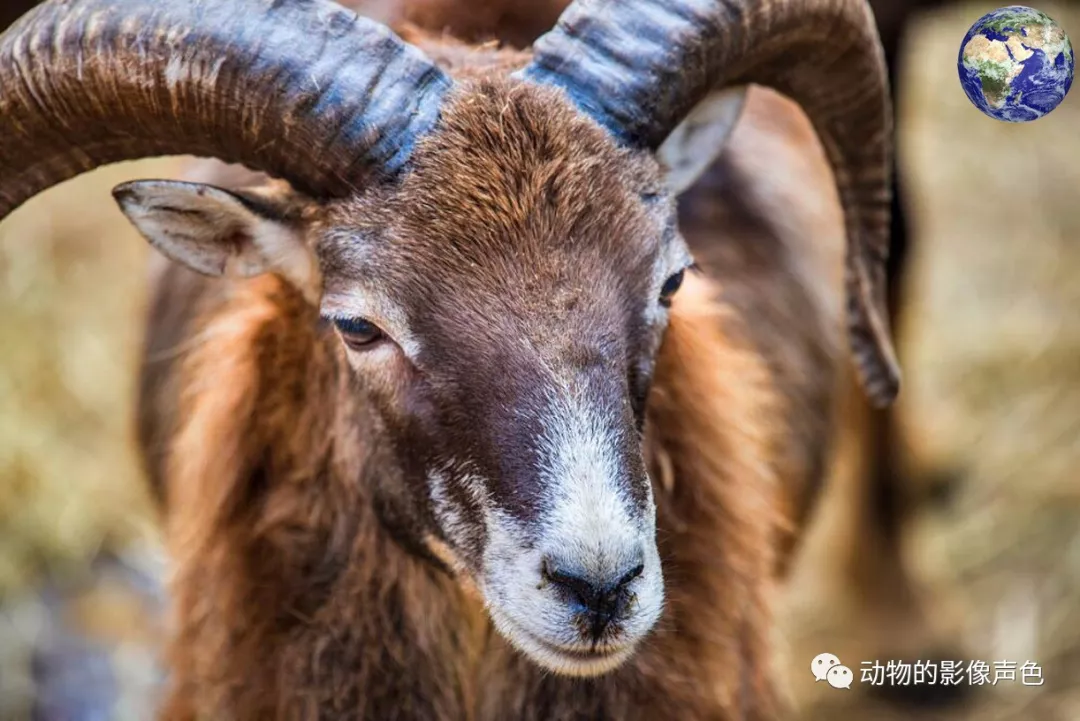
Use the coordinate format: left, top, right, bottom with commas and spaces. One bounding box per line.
525, 628, 638, 676
536, 634, 631, 661
490, 607, 640, 677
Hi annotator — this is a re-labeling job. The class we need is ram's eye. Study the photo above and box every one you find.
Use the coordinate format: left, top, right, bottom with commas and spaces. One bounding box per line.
332, 316, 384, 349
659, 269, 685, 307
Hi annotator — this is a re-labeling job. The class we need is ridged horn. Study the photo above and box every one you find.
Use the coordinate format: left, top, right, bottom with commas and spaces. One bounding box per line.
0, 0, 452, 219
518, 0, 900, 407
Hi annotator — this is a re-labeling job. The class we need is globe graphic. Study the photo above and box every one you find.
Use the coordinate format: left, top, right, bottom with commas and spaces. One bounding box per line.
958, 6, 1074, 121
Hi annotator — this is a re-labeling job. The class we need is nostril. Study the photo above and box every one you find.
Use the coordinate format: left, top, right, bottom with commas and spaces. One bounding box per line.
617, 563, 645, 590
540, 555, 645, 614
540, 554, 648, 642
542, 559, 601, 609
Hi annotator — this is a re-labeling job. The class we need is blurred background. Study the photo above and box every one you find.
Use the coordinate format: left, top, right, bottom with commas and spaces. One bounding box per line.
0, 1, 1078, 720
782, 2, 1080, 720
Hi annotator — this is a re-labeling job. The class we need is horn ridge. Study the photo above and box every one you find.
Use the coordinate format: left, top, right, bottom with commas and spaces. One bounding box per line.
519, 0, 900, 405
0, 0, 453, 219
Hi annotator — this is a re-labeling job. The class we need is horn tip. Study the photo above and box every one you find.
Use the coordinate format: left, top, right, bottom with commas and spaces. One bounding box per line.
864, 365, 901, 408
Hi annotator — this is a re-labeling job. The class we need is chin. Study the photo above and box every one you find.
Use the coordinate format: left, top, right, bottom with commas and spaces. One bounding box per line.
486, 603, 643, 678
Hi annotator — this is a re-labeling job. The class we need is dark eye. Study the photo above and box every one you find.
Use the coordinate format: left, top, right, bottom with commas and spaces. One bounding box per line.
331, 316, 384, 349
659, 269, 685, 307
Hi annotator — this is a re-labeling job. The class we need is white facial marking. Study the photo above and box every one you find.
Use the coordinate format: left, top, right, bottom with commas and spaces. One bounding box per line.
427, 463, 496, 580
476, 384, 664, 677
538, 387, 643, 568
427, 470, 469, 555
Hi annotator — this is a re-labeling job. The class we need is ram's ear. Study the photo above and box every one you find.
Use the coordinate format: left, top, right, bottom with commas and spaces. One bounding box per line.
655, 86, 749, 196
112, 179, 320, 303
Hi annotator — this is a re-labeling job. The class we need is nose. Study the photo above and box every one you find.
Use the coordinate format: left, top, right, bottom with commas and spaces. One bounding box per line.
541, 555, 645, 641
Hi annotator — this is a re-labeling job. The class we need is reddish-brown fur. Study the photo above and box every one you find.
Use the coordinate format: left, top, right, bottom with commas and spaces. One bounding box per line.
133, 2, 865, 720
149, 265, 786, 720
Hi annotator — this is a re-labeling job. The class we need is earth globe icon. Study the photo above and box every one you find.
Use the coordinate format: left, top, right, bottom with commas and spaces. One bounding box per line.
958, 6, 1074, 122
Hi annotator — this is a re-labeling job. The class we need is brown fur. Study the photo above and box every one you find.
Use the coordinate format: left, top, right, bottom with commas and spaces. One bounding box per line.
469, 274, 785, 720
403, 0, 566, 48
148, 264, 786, 720
132, 3, 864, 720
677, 89, 847, 569
160, 276, 487, 720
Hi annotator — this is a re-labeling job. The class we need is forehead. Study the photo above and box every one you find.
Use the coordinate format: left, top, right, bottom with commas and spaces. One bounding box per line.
321, 79, 678, 293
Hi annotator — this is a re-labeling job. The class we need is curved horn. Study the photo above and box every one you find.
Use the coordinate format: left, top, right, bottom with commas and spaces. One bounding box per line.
0, 0, 452, 218
517, 0, 899, 407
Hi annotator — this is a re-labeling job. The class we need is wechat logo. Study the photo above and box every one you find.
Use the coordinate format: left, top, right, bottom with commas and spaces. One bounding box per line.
812, 653, 853, 690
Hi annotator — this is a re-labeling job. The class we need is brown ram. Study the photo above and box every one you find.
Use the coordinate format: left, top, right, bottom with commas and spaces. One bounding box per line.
0, 0, 897, 718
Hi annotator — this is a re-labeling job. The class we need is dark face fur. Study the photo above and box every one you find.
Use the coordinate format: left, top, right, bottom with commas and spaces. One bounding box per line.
1, 0, 895, 695
315, 81, 689, 675
110, 77, 691, 676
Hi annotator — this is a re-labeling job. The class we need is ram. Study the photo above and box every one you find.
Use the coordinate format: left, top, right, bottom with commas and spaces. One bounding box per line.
0, 0, 898, 718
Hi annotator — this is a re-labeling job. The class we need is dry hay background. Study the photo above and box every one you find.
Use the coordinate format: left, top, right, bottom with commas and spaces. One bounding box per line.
0, 160, 181, 719
781, 2, 1080, 720
1, 2, 1080, 719
0, 160, 176, 595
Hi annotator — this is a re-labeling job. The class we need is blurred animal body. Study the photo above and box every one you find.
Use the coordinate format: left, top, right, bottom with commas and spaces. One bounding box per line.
0, 0, 898, 718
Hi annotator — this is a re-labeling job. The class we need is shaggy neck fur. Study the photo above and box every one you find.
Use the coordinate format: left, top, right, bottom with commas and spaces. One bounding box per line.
159, 271, 783, 721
